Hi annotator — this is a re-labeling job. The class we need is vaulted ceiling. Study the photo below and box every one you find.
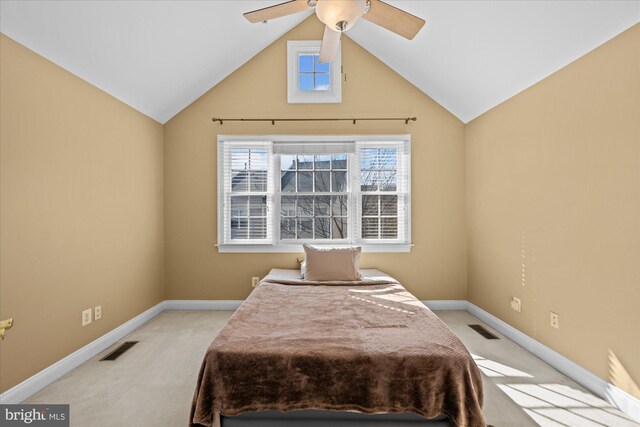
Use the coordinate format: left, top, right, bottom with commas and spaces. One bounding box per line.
1, 1, 638, 124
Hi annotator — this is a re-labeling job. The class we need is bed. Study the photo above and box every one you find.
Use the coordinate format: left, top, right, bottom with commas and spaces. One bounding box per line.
190, 269, 485, 427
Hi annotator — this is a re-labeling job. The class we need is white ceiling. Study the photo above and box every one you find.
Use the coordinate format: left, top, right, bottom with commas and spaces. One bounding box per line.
1, 1, 638, 124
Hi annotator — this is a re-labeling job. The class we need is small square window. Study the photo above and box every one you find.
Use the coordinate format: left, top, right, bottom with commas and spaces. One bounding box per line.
288, 41, 341, 103
297, 54, 331, 92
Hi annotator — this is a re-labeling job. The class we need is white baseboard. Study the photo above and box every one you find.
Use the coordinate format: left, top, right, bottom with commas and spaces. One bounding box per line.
467, 302, 640, 423
2, 299, 638, 423
0, 301, 165, 404
164, 300, 243, 311
421, 300, 468, 311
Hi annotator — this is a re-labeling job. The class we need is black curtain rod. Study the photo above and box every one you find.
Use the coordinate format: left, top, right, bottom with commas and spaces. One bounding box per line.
212, 117, 417, 125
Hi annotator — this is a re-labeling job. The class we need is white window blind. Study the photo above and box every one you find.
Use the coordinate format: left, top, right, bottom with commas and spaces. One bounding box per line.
273, 141, 355, 155
218, 137, 411, 252
220, 141, 273, 244
355, 141, 410, 245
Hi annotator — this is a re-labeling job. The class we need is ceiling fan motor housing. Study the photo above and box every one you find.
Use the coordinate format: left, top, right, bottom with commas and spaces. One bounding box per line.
315, 0, 368, 32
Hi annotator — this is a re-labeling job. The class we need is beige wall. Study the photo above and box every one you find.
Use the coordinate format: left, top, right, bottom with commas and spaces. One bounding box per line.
163, 18, 467, 301
0, 34, 165, 392
466, 24, 640, 398
3, 13, 637, 402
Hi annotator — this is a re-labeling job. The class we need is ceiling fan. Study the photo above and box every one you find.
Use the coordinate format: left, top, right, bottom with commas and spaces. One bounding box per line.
244, 0, 425, 63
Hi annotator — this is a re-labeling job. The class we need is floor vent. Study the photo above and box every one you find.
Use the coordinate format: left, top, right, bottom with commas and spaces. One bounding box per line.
468, 324, 499, 339
100, 341, 138, 361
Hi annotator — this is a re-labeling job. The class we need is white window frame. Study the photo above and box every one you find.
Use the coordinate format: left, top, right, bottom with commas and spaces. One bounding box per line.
217, 135, 412, 253
218, 141, 273, 245
287, 41, 342, 104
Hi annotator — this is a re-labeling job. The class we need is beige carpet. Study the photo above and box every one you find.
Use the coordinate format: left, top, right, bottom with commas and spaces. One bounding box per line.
26, 310, 638, 427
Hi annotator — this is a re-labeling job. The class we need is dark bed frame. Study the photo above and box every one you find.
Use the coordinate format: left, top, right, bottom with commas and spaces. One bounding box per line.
222, 410, 452, 426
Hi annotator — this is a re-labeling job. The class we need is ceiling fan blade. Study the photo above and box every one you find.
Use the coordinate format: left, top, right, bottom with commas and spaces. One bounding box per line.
319, 25, 341, 63
243, 0, 311, 24
362, 0, 425, 40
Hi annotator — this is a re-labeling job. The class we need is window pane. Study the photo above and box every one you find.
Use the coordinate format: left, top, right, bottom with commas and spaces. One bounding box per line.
249, 218, 267, 239
380, 195, 398, 216
379, 171, 397, 191
381, 217, 398, 239
332, 195, 348, 216
332, 154, 347, 169
299, 73, 314, 91
360, 170, 378, 191
297, 155, 314, 169
230, 196, 248, 217
360, 148, 377, 170
315, 171, 330, 192
362, 217, 379, 239
281, 196, 296, 217
315, 73, 330, 91
314, 55, 330, 73
298, 218, 313, 239
250, 171, 267, 192
314, 155, 331, 169
249, 196, 266, 216
231, 171, 248, 192
332, 171, 347, 192
281, 170, 296, 192
231, 218, 248, 239
298, 171, 313, 192
315, 196, 331, 216
379, 148, 397, 169
362, 195, 379, 216
314, 218, 331, 239
281, 155, 296, 171
231, 148, 268, 170
299, 54, 314, 73
230, 149, 249, 170
297, 196, 314, 216
247, 149, 268, 170
249, 196, 267, 216
332, 217, 348, 239
281, 218, 296, 239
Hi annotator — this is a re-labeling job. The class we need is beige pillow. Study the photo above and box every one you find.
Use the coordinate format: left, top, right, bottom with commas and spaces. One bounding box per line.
302, 244, 362, 281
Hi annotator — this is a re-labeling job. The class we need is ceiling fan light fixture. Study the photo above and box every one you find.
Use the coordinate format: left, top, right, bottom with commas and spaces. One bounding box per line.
316, 0, 367, 32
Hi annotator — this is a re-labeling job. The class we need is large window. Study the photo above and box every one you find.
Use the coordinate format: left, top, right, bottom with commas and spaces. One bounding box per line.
279, 153, 349, 240
218, 136, 411, 252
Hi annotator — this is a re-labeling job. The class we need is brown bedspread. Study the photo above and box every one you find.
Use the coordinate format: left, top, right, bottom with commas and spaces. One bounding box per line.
190, 269, 485, 427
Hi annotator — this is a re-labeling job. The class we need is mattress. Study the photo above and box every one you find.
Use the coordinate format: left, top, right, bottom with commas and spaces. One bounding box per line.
190, 269, 485, 427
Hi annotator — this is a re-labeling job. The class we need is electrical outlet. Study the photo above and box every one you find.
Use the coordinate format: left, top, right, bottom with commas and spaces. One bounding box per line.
82, 308, 92, 326
251, 277, 260, 288
550, 312, 560, 329
510, 297, 522, 313
94, 305, 102, 321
